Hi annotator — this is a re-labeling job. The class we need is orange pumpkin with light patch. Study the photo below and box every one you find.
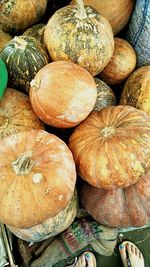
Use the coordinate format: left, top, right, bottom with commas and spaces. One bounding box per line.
29, 61, 97, 128
69, 105, 150, 189
0, 130, 77, 241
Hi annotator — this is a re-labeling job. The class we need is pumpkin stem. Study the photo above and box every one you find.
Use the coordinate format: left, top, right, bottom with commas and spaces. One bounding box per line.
75, 0, 87, 19
100, 126, 115, 138
12, 151, 35, 175
14, 36, 27, 50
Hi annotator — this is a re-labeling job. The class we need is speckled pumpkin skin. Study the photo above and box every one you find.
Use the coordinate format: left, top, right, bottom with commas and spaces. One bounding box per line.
119, 66, 150, 116
93, 78, 116, 111
0, 0, 48, 35
23, 23, 46, 46
99, 38, 136, 84
69, 105, 150, 189
44, 5, 114, 76
0, 36, 49, 93
0, 88, 44, 140
70, 0, 135, 35
0, 130, 76, 229
7, 189, 78, 242
0, 30, 12, 52
80, 168, 150, 227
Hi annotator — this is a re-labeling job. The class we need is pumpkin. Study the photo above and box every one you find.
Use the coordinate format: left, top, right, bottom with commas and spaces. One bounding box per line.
125, 0, 150, 67
0, 130, 76, 230
0, 59, 8, 99
93, 78, 116, 111
8, 189, 78, 242
23, 24, 46, 46
0, 36, 49, 93
44, 0, 114, 76
80, 168, 150, 227
70, 0, 135, 35
29, 61, 97, 128
0, 30, 12, 52
0, 88, 44, 140
99, 38, 136, 85
119, 66, 150, 116
68, 105, 150, 189
0, 0, 48, 35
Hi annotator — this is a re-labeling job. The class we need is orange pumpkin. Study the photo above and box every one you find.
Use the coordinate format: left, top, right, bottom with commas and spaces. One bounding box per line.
99, 38, 136, 84
8, 189, 78, 242
0, 0, 48, 35
29, 61, 97, 128
0, 88, 44, 140
80, 168, 150, 227
69, 105, 150, 189
0, 130, 76, 230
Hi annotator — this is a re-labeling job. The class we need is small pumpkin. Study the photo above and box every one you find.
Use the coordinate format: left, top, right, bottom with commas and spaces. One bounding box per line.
70, 0, 135, 35
119, 66, 150, 116
99, 38, 136, 84
29, 61, 97, 128
93, 78, 116, 111
23, 23, 46, 46
0, 88, 44, 140
44, 0, 114, 76
69, 105, 150, 189
8, 189, 78, 242
0, 36, 49, 93
0, 130, 76, 230
0, 30, 12, 52
80, 168, 150, 227
0, 0, 48, 35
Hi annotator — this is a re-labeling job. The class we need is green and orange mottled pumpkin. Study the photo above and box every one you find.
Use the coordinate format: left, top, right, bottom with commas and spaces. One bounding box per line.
0, 88, 44, 140
44, 0, 114, 76
23, 23, 46, 46
69, 105, 150, 189
119, 66, 150, 116
0, 36, 49, 93
0, 0, 48, 35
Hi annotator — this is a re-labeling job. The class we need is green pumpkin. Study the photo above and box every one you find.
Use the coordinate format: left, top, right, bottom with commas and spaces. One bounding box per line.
0, 36, 49, 93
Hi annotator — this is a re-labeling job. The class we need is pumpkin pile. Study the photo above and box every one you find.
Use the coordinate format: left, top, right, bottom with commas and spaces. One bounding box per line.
0, 0, 150, 250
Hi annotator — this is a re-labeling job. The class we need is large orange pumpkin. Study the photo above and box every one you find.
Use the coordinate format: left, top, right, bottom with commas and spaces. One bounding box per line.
0, 88, 44, 140
29, 61, 97, 128
69, 105, 150, 189
0, 130, 76, 230
80, 168, 150, 227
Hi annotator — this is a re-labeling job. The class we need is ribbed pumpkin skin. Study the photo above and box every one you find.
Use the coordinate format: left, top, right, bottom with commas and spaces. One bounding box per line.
8, 189, 78, 242
0, 130, 76, 229
23, 24, 46, 46
30, 61, 97, 128
0, 30, 12, 52
0, 36, 49, 93
119, 66, 150, 116
0, 0, 47, 35
44, 5, 114, 76
70, 0, 135, 35
93, 78, 116, 111
80, 169, 150, 227
99, 38, 136, 84
69, 105, 150, 189
0, 88, 44, 140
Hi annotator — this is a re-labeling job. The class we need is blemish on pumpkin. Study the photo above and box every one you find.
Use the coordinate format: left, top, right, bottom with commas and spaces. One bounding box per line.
32, 173, 43, 184
58, 195, 63, 201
